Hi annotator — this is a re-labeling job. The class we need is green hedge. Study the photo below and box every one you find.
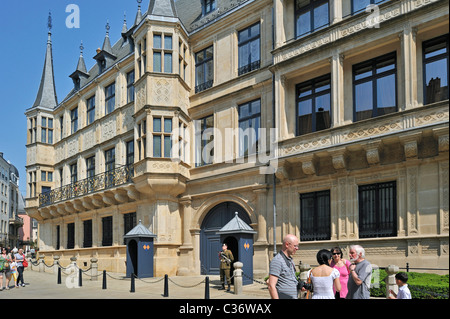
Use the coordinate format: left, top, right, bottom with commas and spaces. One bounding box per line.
370, 270, 449, 299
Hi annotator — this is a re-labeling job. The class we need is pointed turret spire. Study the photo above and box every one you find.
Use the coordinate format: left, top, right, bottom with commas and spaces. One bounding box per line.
147, 0, 178, 18
70, 41, 89, 90
135, 0, 143, 26
122, 12, 128, 34
102, 20, 113, 54
33, 11, 58, 108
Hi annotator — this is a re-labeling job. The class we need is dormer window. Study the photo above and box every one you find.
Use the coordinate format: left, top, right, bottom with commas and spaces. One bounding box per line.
99, 58, 107, 74
202, 0, 216, 16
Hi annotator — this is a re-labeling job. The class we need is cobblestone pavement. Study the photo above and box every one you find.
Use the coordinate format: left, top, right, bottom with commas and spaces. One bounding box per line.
0, 268, 270, 299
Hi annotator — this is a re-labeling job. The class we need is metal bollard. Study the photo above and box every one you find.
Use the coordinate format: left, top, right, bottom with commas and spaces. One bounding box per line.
205, 276, 210, 299
78, 268, 82, 287
130, 273, 135, 293
102, 270, 107, 289
163, 274, 169, 297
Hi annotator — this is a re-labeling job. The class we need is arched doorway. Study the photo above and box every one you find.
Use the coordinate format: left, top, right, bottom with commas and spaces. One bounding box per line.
200, 202, 251, 275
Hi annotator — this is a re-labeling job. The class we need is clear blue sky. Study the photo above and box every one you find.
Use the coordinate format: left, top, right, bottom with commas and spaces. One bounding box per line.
0, 0, 148, 196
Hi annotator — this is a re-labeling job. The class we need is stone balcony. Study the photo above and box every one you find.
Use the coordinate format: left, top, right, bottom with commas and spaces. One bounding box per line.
34, 164, 138, 220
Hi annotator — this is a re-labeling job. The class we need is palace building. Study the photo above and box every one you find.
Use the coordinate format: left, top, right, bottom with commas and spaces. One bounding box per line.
25, 0, 449, 278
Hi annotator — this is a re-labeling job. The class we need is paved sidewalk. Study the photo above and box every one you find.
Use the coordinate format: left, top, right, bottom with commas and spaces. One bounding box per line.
0, 268, 270, 299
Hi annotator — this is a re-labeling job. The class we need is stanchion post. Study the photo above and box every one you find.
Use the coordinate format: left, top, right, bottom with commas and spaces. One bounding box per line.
90, 258, 98, 281
205, 276, 210, 299
163, 274, 169, 297
102, 270, 107, 289
53, 256, 60, 275
39, 256, 45, 273
130, 273, 135, 293
57, 267, 61, 284
233, 262, 243, 295
78, 268, 82, 287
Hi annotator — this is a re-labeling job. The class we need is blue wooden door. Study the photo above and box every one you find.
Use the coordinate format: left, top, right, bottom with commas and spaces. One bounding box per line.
200, 202, 250, 275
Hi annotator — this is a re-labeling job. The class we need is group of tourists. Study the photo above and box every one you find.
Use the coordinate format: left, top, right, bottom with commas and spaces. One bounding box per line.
268, 234, 411, 299
0, 247, 27, 291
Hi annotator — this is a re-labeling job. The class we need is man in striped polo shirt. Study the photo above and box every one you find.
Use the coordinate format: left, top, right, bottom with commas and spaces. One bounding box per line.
268, 234, 300, 299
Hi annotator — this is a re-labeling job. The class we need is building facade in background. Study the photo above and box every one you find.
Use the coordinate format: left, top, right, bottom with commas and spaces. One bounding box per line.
25, 0, 449, 277
0, 152, 24, 248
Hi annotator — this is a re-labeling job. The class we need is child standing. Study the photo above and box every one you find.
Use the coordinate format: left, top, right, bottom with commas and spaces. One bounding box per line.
389, 272, 412, 299
9, 261, 19, 288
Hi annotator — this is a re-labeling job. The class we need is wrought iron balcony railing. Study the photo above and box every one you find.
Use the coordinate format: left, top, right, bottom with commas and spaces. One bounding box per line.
39, 164, 134, 207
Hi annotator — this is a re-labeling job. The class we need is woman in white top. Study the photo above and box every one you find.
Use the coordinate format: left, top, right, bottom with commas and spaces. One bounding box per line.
309, 249, 341, 299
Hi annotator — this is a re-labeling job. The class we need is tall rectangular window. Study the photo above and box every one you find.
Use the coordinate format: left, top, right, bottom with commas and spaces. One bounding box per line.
123, 212, 137, 244
195, 115, 214, 166
86, 156, 95, 178
353, 52, 397, 122
358, 181, 397, 238
105, 148, 115, 188
71, 107, 78, 134
83, 219, 92, 248
195, 46, 214, 93
300, 190, 331, 241
153, 117, 172, 158
67, 223, 75, 249
70, 163, 77, 184
126, 140, 134, 167
238, 23, 260, 76
87, 95, 95, 125
423, 34, 449, 105
238, 99, 261, 157
127, 70, 135, 103
137, 120, 147, 160
102, 216, 113, 246
41, 117, 53, 144
296, 74, 331, 135
105, 82, 116, 114
295, 0, 329, 38
153, 34, 173, 73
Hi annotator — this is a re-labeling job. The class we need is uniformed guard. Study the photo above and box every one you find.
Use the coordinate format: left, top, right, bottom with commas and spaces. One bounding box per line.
218, 243, 234, 291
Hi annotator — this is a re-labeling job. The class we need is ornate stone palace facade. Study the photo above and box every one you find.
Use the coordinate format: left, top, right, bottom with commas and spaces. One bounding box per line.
25, 0, 448, 277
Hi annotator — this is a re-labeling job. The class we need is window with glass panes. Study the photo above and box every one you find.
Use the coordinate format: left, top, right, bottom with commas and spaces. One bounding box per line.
127, 70, 135, 103
238, 99, 261, 157
137, 120, 147, 160
238, 23, 260, 76
300, 190, 331, 241
296, 74, 331, 135
86, 156, 95, 178
71, 107, 78, 134
295, 0, 329, 38
70, 163, 77, 184
195, 46, 214, 93
41, 117, 53, 144
87, 95, 95, 125
353, 52, 397, 122
358, 181, 397, 238
105, 82, 116, 114
423, 34, 449, 105
153, 34, 173, 73
195, 115, 214, 166
202, 0, 216, 15
351, 0, 388, 15
105, 148, 115, 187
126, 140, 134, 167
153, 117, 172, 158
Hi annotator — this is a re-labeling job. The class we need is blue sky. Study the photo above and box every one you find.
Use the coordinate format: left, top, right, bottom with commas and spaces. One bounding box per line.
0, 0, 148, 195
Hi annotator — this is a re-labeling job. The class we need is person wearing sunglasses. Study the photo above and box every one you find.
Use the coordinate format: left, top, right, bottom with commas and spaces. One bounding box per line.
330, 246, 352, 299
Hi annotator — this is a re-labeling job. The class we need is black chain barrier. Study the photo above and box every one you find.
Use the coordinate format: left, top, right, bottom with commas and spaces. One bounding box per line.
27, 258, 448, 299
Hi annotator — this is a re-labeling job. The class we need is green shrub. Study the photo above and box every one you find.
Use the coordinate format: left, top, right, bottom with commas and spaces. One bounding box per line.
370, 270, 449, 299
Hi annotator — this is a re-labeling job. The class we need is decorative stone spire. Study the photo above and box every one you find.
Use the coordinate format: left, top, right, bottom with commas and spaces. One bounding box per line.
33, 11, 58, 108
122, 12, 128, 34
102, 20, 113, 54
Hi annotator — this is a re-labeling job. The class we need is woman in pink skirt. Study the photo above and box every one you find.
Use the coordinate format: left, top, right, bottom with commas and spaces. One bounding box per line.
330, 246, 352, 299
